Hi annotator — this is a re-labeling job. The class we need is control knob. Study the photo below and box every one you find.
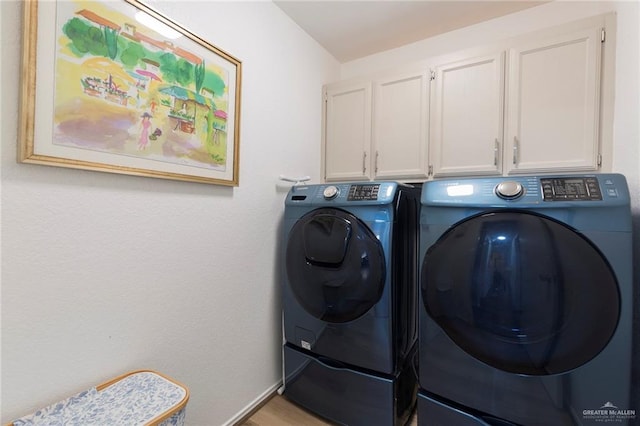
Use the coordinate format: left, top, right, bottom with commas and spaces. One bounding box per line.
495, 181, 524, 199
323, 185, 339, 200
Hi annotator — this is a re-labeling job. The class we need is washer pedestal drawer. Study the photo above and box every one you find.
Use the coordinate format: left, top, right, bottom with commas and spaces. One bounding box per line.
283, 344, 415, 426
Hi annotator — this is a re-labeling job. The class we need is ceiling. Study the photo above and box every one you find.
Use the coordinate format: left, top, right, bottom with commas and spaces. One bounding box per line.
274, 1, 548, 62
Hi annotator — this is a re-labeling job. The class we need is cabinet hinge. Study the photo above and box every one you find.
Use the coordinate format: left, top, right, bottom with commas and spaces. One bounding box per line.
428, 165, 433, 176
601, 29, 606, 43
597, 154, 602, 167
430, 70, 435, 81
323, 91, 328, 101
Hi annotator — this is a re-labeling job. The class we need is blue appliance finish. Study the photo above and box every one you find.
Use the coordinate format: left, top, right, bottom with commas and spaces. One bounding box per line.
283, 182, 419, 426
417, 174, 634, 426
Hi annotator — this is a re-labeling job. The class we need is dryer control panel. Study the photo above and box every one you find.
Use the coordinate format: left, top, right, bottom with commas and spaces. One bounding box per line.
421, 173, 629, 207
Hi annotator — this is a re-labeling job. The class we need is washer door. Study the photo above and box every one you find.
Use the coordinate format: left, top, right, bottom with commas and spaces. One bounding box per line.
286, 208, 386, 323
421, 211, 620, 375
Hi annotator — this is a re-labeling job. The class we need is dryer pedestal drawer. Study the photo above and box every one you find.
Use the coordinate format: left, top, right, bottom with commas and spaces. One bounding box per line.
418, 391, 493, 426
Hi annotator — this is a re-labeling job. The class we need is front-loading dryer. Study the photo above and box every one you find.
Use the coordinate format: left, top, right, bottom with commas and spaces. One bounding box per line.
417, 174, 634, 425
282, 182, 419, 426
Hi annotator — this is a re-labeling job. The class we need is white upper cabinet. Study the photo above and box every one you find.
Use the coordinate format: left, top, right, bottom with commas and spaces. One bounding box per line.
429, 25, 603, 177
372, 70, 429, 179
430, 52, 505, 177
321, 15, 611, 183
505, 27, 603, 174
323, 81, 372, 181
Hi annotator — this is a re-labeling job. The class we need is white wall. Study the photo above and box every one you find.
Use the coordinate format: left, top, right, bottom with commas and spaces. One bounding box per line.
0, 1, 339, 425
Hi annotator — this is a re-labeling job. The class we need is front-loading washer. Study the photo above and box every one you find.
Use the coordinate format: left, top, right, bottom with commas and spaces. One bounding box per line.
417, 174, 633, 425
282, 182, 420, 426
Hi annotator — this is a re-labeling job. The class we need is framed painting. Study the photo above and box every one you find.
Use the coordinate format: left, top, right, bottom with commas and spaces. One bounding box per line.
19, 0, 242, 186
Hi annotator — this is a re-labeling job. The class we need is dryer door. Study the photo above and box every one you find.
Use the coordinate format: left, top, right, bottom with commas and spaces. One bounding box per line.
286, 208, 386, 323
421, 210, 620, 376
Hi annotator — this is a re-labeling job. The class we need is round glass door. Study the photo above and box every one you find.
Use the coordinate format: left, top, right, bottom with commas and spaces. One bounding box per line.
286, 208, 385, 323
421, 211, 620, 375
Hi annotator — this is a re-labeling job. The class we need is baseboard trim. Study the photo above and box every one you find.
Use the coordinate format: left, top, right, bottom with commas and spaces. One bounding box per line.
225, 381, 282, 426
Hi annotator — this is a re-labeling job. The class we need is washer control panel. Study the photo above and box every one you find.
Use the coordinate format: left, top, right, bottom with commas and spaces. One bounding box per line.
323, 185, 340, 200
541, 177, 602, 201
286, 182, 399, 206
347, 184, 380, 201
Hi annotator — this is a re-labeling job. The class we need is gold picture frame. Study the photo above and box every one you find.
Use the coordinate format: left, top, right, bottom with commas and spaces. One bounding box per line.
19, 0, 242, 186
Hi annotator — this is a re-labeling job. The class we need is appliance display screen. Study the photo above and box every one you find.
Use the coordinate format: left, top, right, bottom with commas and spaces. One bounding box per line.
348, 184, 380, 201
541, 177, 602, 201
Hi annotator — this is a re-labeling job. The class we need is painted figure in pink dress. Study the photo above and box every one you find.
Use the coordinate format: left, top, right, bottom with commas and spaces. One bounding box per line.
138, 112, 152, 150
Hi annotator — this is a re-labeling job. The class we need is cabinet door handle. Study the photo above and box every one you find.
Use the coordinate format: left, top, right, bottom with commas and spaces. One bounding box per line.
494, 139, 499, 166
375, 151, 379, 173
362, 151, 367, 174
513, 136, 519, 165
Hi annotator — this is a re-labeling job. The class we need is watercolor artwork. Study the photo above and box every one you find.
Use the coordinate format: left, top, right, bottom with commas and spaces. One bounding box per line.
19, 0, 242, 185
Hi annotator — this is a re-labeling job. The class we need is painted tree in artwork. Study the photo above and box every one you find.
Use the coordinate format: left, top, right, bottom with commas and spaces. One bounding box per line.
119, 42, 145, 67
63, 18, 110, 57
195, 62, 205, 94
103, 27, 118, 59
158, 53, 194, 88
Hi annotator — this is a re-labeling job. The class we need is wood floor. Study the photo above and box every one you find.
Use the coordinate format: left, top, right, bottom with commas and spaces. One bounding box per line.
241, 394, 418, 426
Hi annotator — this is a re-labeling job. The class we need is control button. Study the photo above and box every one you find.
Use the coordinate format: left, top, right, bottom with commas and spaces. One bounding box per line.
607, 188, 618, 197
495, 181, 524, 199
323, 185, 339, 200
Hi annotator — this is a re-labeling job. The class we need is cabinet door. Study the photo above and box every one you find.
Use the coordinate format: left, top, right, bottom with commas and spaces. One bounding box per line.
505, 27, 602, 174
372, 71, 429, 179
323, 82, 372, 181
430, 52, 505, 177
